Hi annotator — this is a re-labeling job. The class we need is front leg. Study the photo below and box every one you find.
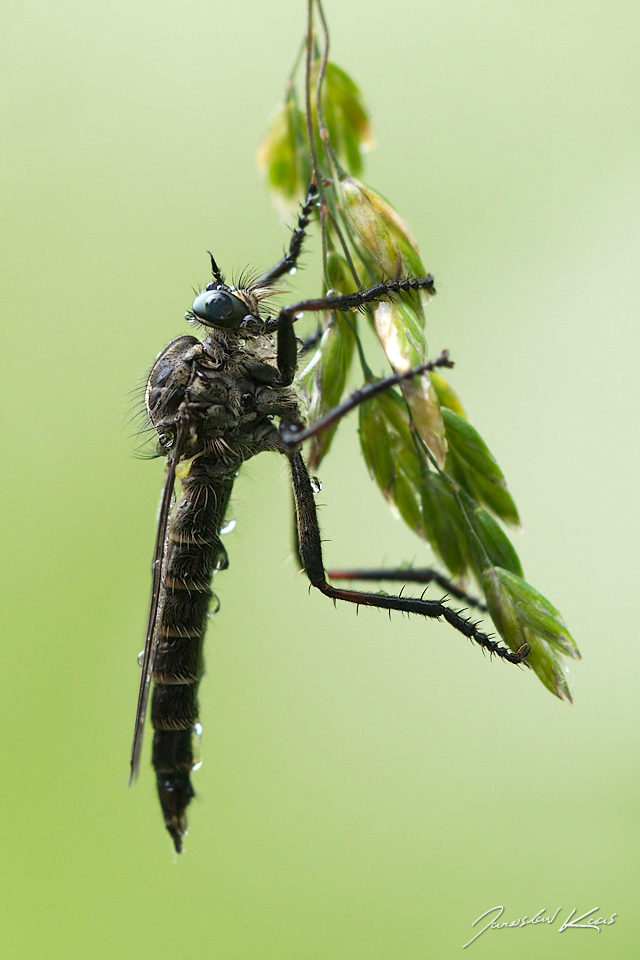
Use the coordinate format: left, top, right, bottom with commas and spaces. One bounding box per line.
257, 181, 318, 286
267, 274, 437, 337
276, 312, 298, 386
272, 274, 437, 386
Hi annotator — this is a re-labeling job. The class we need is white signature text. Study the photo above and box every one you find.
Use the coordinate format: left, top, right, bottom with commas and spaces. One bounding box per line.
463, 905, 617, 948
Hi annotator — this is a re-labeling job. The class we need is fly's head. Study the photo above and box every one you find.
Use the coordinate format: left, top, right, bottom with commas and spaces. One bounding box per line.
188, 254, 280, 338
191, 282, 253, 331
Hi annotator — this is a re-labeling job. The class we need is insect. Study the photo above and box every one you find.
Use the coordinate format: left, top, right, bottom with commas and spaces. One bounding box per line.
129, 184, 529, 853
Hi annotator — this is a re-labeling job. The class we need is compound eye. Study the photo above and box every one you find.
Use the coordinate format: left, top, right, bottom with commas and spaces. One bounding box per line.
192, 289, 246, 328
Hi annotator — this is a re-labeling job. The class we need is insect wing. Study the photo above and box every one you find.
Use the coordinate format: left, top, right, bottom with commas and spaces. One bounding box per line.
128, 445, 180, 783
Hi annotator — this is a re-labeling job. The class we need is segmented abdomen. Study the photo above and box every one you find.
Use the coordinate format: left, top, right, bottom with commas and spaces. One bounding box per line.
151, 462, 235, 853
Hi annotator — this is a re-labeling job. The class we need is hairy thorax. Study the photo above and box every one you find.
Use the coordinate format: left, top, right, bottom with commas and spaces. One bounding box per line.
145, 328, 303, 469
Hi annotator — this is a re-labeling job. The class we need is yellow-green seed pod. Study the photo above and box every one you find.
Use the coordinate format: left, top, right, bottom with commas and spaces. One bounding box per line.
373, 297, 425, 372
495, 567, 580, 661
359, 389, 424, 539
458, 459, 521, 528
429, 372, 467, 418
311, 62, 374, 176
325, 249, 354, 292
482, 566, 528, 655
359, 394, 395, 490
442, 408, 506, 488
401, 372, 447, 470
469, 506, 523, 579
523, 633, 574, 703
391, 473, 423, 534
306, 252, 358, 470
444, 414, 521, 527
482, 566, 576, 702
374, 299, 447, 468
306, 312, 356, 470
337, 176, 425, 280
420, 470, 472, 579
257, 85, 311, 216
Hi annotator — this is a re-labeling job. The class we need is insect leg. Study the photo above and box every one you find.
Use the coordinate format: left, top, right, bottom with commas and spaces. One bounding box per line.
289, 450, 527, 664
280, 350, 453, 445
290, 489, 486, 609
325, 568, 487, 612
267, 273, 437, 336
271, 275, 437, 387
280, 351, 486, 610
291, 489, 304, 572
287, 493, 482, 609
257, 181, 319, 286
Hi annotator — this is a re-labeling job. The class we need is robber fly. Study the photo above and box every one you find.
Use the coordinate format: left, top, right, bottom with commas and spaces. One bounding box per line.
129, 184, 526, 852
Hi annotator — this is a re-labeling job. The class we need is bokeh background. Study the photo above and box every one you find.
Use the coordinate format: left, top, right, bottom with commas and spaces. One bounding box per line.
1, 0, 639, 957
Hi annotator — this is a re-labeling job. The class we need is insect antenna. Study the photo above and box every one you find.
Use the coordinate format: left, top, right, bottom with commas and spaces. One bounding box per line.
207, 250, 225, 285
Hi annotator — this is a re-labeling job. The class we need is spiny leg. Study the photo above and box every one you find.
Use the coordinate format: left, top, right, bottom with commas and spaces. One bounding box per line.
267, 273, 436, 336
289, 451, 527, 664
271, 274, 437, 386
289, 476, 484, 610
291, 489, 304, 572
280, 349, 453, 445
257, 181, 319, 286
326, 568, 487, 612
282, 350, 485, 607
274, 278, 489, 624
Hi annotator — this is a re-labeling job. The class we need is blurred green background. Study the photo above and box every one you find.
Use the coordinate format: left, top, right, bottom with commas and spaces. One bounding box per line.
1, 0, 638, 957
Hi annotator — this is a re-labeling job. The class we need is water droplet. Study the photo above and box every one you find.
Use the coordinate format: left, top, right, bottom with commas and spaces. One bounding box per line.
137, 650, 144, 667
220, 518, 236, 535
207, 594, 221, 616
288, 266, 297, 275
212, 543, 229, 572
192, 723, 204, 770
310, 476, 323, 494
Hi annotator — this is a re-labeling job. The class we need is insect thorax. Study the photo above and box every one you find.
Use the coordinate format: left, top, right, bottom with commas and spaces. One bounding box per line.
145, 328, 303, 465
